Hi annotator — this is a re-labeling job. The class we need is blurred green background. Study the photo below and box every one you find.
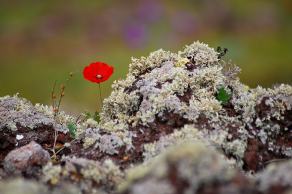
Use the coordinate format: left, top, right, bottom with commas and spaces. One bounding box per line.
0, 0, 291, 114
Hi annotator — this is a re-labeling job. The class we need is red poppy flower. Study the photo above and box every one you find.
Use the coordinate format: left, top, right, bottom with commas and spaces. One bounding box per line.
83, 62, 114, 83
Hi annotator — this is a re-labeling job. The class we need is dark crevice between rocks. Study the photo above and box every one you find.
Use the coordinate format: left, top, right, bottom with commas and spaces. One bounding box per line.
0, 124, 72, 163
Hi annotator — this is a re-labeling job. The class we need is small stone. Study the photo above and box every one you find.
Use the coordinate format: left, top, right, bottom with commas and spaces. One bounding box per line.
3, 141, 50, 174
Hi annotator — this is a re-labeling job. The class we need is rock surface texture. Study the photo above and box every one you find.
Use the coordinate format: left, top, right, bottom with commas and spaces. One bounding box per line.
0, 41, 291, 194
4, 141, 50, 175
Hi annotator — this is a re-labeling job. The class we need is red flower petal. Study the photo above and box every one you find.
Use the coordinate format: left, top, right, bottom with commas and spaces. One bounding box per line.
83, 62, 114, 83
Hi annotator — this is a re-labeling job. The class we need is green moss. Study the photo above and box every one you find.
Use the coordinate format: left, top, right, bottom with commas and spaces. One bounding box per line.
67, 122, 77, 138
216, 87, 231, 105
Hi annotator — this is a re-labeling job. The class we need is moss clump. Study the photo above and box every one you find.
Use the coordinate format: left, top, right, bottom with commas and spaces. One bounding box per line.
216, 87, 231, 105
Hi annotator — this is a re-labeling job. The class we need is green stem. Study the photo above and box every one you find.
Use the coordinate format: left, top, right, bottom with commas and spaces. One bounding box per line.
98, 83, 102, 111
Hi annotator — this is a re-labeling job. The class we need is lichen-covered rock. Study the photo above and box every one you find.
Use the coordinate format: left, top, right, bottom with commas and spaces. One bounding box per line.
0, 95, 73, 161
118, 142, 256, 194
70, 41, 292, 172
256, 159, 292, 194
42, 156, 124, 194
3, 141, 50, 176
0, 178, 80, 194
0, 94, 73, 132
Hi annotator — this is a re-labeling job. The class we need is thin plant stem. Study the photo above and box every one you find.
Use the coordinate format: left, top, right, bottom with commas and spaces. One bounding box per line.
54, 138, 78, 156
98, 83, 102, 111
51, 72, 74, 160
51, 80, 57, 109
51, 80, 57, 159
52, 130, 58, 159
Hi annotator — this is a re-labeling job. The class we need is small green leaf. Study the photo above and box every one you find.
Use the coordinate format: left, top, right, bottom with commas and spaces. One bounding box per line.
216, 87, 231, 105
83, 111, 100, 123
93, 111, 100, 123
67, 122, 77, 138
84, 112, 92, 119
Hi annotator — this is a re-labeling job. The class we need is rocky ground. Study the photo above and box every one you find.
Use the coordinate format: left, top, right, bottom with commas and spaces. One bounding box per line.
0, 41, 291, 194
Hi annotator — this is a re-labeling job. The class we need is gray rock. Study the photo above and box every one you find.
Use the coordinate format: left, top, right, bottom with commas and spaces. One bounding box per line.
4, 141, 50, 174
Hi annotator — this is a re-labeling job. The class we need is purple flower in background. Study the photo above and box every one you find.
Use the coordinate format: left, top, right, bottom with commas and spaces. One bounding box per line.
136, 0, 164, 23
124, 23, 148, 49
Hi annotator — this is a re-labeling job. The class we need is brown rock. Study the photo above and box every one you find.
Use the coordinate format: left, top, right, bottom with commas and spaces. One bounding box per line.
3, 141, 50, 174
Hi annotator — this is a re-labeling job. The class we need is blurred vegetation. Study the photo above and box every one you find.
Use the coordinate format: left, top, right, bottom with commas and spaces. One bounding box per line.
0, 0, 291, 114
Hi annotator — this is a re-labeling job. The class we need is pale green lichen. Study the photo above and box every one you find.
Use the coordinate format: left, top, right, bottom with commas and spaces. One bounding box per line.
0, 178, 80, 194
42, 162, 62, 185
43, 157, 124, 193
0, 94, 75, 133
142, 124, 236, 167
118, 142, 237, 194
96, 41, 291, 167
179, 41, 219, 66
129, 49, 178, 76
100, 41, 229, 133
256, 159, 292, 192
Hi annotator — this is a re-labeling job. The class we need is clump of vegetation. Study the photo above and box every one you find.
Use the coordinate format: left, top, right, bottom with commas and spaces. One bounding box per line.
216, 87, 231, 105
